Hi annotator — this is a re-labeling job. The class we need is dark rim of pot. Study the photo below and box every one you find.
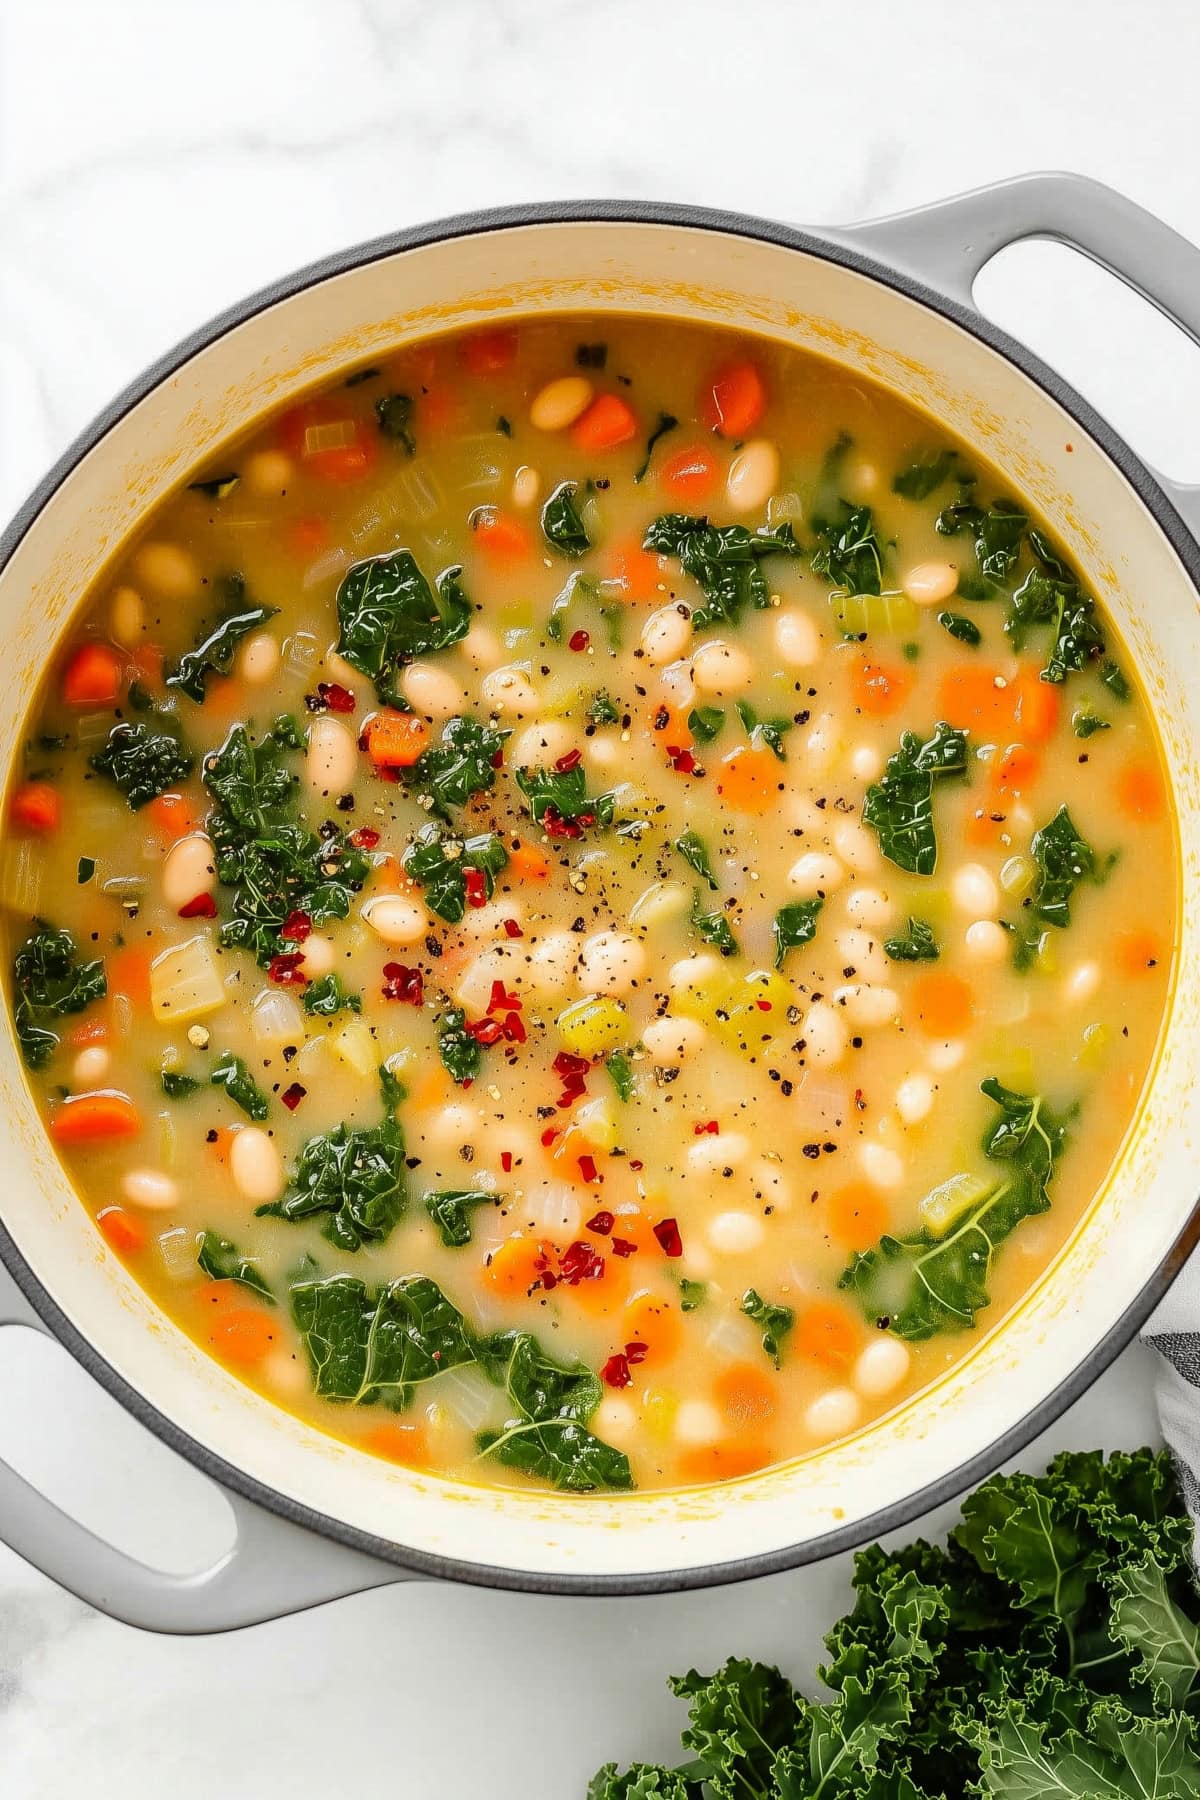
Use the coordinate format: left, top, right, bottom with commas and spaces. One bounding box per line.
1, 197, 1198, 1606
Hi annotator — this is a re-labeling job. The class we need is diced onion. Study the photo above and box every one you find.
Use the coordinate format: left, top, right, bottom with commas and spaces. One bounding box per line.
156, 1227, 198, 1283
150, 933, 226, 1024
522, 1183, 582, 1239
253, 988, 305, 1047
428, 1367, 497, 1433
304, 419, 356, 454
284, 631, 319, 678
766, 490, 804, 525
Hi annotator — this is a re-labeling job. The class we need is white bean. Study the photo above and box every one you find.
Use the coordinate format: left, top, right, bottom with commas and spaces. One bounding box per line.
833, 983, 900, 1029
687, 1133, 752, 1177
902, 561, 959, 606
528, 931, 578, 994
109, 585, 143, 647
585, 730, 622, 770
421, 1102, 479, 1154
642, 1015, 706, 1064
833, 818, 881, 874
849, 744, 884, 782
243, 450, 293, 497
262, 1347, 309, 1399
121, 1168, 179, 1211
853, 1336, 911, 1398
511, 465, 540, 509
844, 459, 880, 502
300, 933, 336, 978
834, 927, 890, 984
230, 1128, 283, 1205
926, 1038, 966, 1073
726, 438, 780, 513
788, 851, 845, 898
1063, 960, 1102, 1006
641, 605, 693, 666
578, 931, 647, 996
460, 898, 524, 942
964, 919, 1009, 963
951, 862, 1000, 919
859, 1140, 906, 1190
72, 1046, 111, 1086
674, 1399, 723, 1446
530, 375, 592, 432
453, 946, 521, 1015
691, 639, 753, 695
239, 631, 280, 684
805, 1387, 862, 1442
462, 626, 502, 669
801, 1000, 847, 1067
402, 661, 462, 720
133, 542, 197, 600
669, 951, 727, 992
805, 713, 840, 773
706, 1210, 765, 1253
510, 719, 575, 767
895, 1073, 935, 1125
361, 894, 429, 946
593, 1395, 638, 1444
323, 646, 360, 688
305, 716, 358, 794
842, 885, 892, 928
162, 833, 217, 913
482, 665, 537, 716
774, 608, 821, 668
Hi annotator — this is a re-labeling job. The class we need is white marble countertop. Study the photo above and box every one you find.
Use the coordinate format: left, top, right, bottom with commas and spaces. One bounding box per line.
2, 0, 1199, 1792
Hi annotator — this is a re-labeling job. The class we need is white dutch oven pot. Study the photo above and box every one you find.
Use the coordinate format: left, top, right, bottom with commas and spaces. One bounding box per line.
1, 172, 1199, 1633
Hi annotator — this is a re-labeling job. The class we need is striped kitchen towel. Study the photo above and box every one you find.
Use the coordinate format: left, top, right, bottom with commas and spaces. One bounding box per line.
1144, 1273, 1200, 1524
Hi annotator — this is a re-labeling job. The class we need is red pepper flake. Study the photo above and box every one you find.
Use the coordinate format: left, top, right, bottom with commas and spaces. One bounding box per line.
500, 1150, 514, 1174
693, 1119, 719, 1135
610, 1236, 637, 1257
755, 999, 772, 1012
558, 1239, 605, 1285
382, 962, 424, 1005
178, 893, 217, 919
601, 1352, 632, 1389
488, 980, 521, 1014
268, 951, 308, 985
280, 909, 312, 943
281, 1082, 307, 1111
625, 1340, 648, 1365
586, 1210, 614, 1236
553, 1051, 590, 1077
467, 1016, 504, 1046
653, 1217, 683, 1258
577, 1153, 601, 1185
318, 681, 356, 713
349, 826, 381, 850
464, 867, 488, 909
667, 745, 696, 774
490, 747, 505, 769
554, 748, 582, 773
540, 1127, 560, 1148
503, 917, 524, 938
568, 629, 590, 653
502, 1011, 527, 1044
628, 1159, 644, 1172
543, 804, 582, 840
553, 1047, 590, 1106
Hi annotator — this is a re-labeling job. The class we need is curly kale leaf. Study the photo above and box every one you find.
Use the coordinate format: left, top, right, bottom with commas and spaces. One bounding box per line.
258, 1066, 406, 1251
862, 722, 969, 875
12, 922, 107, 1069
644, 514, 801, 628
402, 824, 509, 923
335, 550, 471, 705
406, 714, 510, 819
90, 720, 195, 809
166, 574, 279, 703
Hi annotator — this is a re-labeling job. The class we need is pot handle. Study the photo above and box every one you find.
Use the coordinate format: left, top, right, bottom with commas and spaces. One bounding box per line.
837, 170, 1200, 536
0, 1256, 411, 1632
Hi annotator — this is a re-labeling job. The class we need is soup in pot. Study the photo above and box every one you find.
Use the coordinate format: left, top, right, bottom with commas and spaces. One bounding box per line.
2, 317, 1175, 1493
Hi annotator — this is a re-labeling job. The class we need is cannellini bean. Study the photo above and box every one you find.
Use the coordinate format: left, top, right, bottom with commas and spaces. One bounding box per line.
362, 894, 429, 946
726, 437, 780, 513
510, 719, 575, 767
305, 715, 357, 794
454, 947, 521, 1015
641, 604, 692, 665
253, 987, 305, 1046
902, 561, 959, 606
244, 450, 293, 497
594, 1395, 637, 1444
832, 818, 881, 874
842, 885, 892, 928
854, 1335, 912, 1398
849, 744, 884, 782
585, 730, 622, 770
895, 1073, 936, 1125
691, 639, 753, 695
860, 1140, 906, 1190
750, 1158, 791, 1212
578, 930, 647, 996
833, 983, 900, 1029
530, 375, 593, 432
528, 931, 579, 994
72, 1046, 111, 1086
707, 1210, 765, 1253
642, 1014, 706, 1064
844, 458, 880, 502
801, 1000, 847, 1067
774, 607, 821, 668
162, 833, 217, 913
230, 1127, 283, 1205
674, 1398, 723, 1445
239, 631, 280, 684
687, 1132, 752, 1177
1064, 960, 1102, 1006
481, 665, 537, 716
323, 646, 360, 688
133, 541, 197, 600
511, 465, 540, 509
951, 862, 1000, 918
658, 659, 696, 711
262, 1347, 309, 1399
121, 1168, 179, 1211
300, 933, 336, 978
927, 1038, 966, 1073
109, 585, 143, 647
421, 1102, 479, 1154
402, 661, 463, 720
834, 927, 890, 984
461, 898, 524, 942
805, 713, 839, 773
805, 1386, 862, 1441
964, 919, 1009, 963
669, 951, 727, 991
788, 851, 845, 898
462, 626, 502, 669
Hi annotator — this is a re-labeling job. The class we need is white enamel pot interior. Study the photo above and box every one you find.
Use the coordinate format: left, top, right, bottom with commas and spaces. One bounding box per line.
1, 196, 1199, 1608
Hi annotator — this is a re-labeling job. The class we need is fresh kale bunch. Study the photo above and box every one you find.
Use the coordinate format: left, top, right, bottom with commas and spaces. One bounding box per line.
590, 1447, 1200, 1798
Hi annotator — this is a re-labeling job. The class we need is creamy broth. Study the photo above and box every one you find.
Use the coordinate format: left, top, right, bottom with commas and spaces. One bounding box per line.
2, 318, 1175, 1494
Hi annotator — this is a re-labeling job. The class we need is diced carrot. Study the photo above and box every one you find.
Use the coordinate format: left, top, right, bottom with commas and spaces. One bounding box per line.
623, 1291, 684, 1363
1011, 667, 1061, 744
911, 970, 974, 1037
205, 1127, 233, 1167
827, 1181, 890, 1251
285, 515, 330, 559
418, 385, 461, 437
1116, 760, 1166, 821
410, 1066, 451, 1111
659, 443, 720, 500
652, 705, 693, 749
365, 709, 430, 768
278, 400, 376, 481
10, 780, 61, 834
310, 440, 377, 484
993, 744, 1041, 796
52, 1092, 142, 1145
472, 507, 532, 565
363, 1421, 430, 1468
509, 841, 553, 881
851, 657, 913, 717
459, 327, 518, 376
700, 359, 766, 439
129, 641, 165, 689
715, 746, 781, 813
484, 1234, 554, 1297
571, 393, 638, 452
63, 642, 122, 708
937, 665, 1013, 733
67, 1016, 109, 1048
207, 1305, 278, 1366
96, 1205, 146, 1256
602, 534, 664, 602
567, 1258, 630, 1316
713, 1360, 779, 1425
676, 1441, 772, 1484
107, 947, 152, 1010
1116, 928, 1164, 975
148, 792, 198, 840
794, 1300, 861, 1371
607, 1210, 660, 1257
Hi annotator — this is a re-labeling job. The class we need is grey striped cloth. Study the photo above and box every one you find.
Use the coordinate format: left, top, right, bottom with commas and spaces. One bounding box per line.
1144, 1281, 1200, 1523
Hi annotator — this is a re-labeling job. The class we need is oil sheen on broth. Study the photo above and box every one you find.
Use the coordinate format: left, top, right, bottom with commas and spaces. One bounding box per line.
2, 318, 1175, 1496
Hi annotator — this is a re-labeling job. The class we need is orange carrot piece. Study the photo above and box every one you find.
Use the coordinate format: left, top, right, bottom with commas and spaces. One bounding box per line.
207, 1305, 278, 1366
851, 657, 913, 717
1116, 759, 1166, 821
205, 1127, 233, 1167
602, 535, 664, 602
911, 970, 974, 1037
310, 440, 376, 485
96, 1205, 146, 1256
700, 359, 766, 438
365, 709, 430, 768
659, 443, 720, 500
936, 665, 1013, 733
10, 780, 61, 834
63, 642, 122, 708
794, 1300, 860, 1371
51, 1092, 142, 1145
827, 1181, 890, 1251
484, 1234, 553, 1297
285, 515, 330, 559
459, 327, 518, 376
107, 947, 153, 1010
67, 1016, 109, 1048
148, 792, 199, 840
1012, 668, 1061, 744
713, 1361, 779, 1425
676, 1442, 772, 1484
570, 393, 638, 452
715, 746, 781, 813
623, 1291, 684, 1363
509, 841, 553, 881
472, 507, 532, 564
363, 1421, 430, 1467
993, 744, 1041, 795
1116, 928, 1164, 975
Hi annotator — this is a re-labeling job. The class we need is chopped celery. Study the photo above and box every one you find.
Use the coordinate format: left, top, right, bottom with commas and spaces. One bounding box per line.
832, 590, 919, 637
557, 997, 627, 1058
918, 1171, 994, 1237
